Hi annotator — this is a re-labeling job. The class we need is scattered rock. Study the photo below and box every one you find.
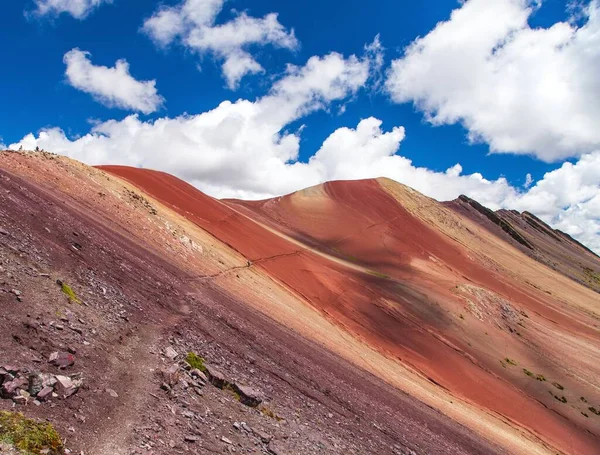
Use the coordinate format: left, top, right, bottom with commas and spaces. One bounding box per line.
105, 388, 118, 398
1, 377, 28, 398
190, 368, 208, 383
36, 386, 54, 401
164, 347, 178, 360
221, 436, 233, 445
230, 383, 262, 408
184, 435, 200, 443
48, 351, 75, 369
55, 375, 81, 398
204, 364, 227, 389
3, 366, 19, 375
253, 429, 272, 443
268, 440, 289, 455
160, 364, 180, 387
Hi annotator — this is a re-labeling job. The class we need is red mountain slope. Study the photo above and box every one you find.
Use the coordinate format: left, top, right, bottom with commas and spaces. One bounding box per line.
99, 166, 600, 455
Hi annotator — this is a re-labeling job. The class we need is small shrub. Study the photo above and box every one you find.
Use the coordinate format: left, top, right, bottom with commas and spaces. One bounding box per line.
0, 411, 63, 454
589, 407, 600, 416
522, 368, 545, 381
582, 412, 589, 418
185, 352, 207, 373
57, 280, 81, 304
504, 358, 517, 366
552, 382, 564, 390
553, 395, 567, 403
260, 406, 283, 422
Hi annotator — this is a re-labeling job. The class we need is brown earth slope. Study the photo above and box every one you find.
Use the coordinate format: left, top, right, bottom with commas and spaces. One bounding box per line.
1, 150, 599, 455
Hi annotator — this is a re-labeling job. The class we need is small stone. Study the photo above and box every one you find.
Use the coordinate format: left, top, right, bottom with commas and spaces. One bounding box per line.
106, 388, 118, 398
37, 386, 54, 401
55, 375, 73, 389
160, 364, 180, 387
3, 366, 19, 374
253, 429, 272, 444
190, 369, 208, 383
48, 351, 75, 369
2, 377, 28, 398
55, 375, 81, 398
184, 435, 199, 443
233, 422, 241, 431
230, 383, 262, 407
268, 440, 289, 455
204, 365, 227, 389
12, 394, 28, 405
0, 229, 8, 235
164, 347, 178, 360
221, 437, 233, 445
11, 289, 21, 296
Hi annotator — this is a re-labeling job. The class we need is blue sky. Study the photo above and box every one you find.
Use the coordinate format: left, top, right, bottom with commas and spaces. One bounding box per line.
1, 0, 600, 251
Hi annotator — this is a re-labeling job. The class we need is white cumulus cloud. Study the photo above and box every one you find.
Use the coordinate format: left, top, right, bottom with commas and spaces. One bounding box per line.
63, 49, 165, 114
142, 0, 298, 89
386, 0, 600, 162
9, 46, 600, 253
31, 0, 111, 19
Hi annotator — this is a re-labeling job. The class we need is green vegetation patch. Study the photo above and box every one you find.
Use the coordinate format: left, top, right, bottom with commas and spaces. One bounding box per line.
504, 358, 517, 366
0, 411, 63, 454
522, 368, 545, 381
185, 352, 207, 373
553, 395, 567, 403
583, 267, 600, 285
58, 281, 81, 304
552, 382, 564, 390
260, 406, 284, 422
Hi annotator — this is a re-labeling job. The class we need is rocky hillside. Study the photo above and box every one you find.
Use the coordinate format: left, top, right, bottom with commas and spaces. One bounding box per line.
1, 150, 599, 455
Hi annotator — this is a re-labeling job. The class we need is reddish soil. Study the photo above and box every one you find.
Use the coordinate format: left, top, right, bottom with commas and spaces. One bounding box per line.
99, 166, 600, 455
0, 152, 513, 454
